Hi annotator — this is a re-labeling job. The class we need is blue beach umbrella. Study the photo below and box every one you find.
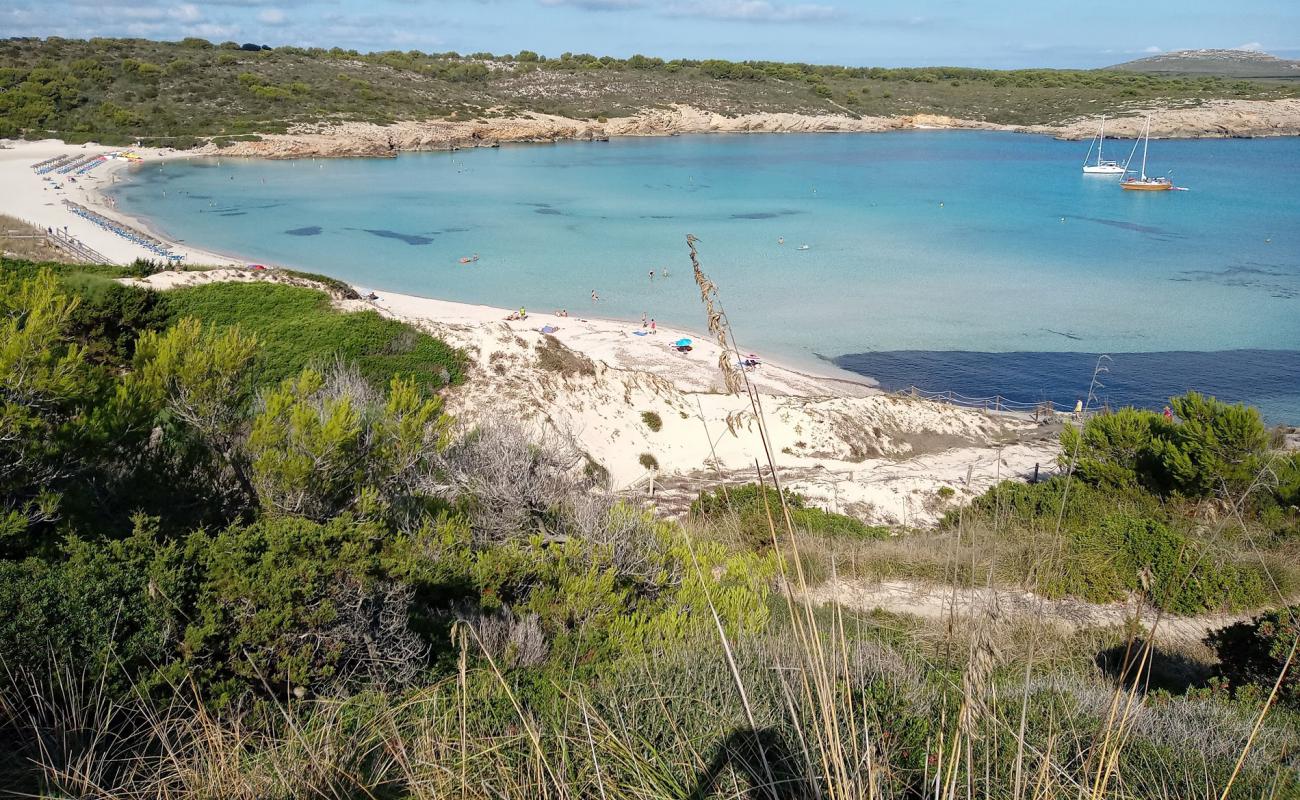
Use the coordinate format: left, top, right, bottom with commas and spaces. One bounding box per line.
675, 338, 692, 347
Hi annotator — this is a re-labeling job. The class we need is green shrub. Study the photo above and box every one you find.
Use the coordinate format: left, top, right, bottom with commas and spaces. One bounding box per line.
640, 410, 662, 432
1209, 605, 1299, 707
693, 484, 886, 549
163, 283, 464, 392
1060, 393, 1270, 499
638, 453, 659, 471
1046, 514, 1268, 613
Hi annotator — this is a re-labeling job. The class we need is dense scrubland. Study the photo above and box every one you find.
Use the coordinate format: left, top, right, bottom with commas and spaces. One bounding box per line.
2, 37, 1298, 146
2, 256, 1299, 798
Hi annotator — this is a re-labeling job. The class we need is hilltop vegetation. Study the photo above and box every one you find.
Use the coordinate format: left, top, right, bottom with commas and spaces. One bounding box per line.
1, 257, 1299, 798
2, 36, 1298, 145
1108, 48, 1300, 79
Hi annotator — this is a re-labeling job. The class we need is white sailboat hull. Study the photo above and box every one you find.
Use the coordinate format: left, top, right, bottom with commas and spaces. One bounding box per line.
1083, 164, 1126, 174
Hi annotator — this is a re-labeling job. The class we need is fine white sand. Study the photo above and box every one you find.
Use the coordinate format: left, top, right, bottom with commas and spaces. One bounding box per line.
0, 139, 238, 266
8, 138, 1062, 528
130, 269, 1062, 526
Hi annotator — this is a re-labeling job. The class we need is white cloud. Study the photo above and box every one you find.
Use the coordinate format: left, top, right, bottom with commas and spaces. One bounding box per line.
665, 0, 839, 23
1143, 45, 1162, 53
257, 8, 287, 24
184, 21, 239, 38
538, 0, 645, 9
539, 0, 840, 22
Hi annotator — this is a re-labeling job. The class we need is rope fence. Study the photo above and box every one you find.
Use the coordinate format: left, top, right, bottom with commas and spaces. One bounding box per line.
895, 385, 1104, 420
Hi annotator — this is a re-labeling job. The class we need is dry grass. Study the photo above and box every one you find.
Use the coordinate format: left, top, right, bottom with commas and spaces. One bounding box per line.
2, 243, 1296, 800
0, 214, 80, 262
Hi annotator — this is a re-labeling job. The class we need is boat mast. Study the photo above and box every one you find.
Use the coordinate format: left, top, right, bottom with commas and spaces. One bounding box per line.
1097, 116, 1105, 164
1140, 116, 1150, 180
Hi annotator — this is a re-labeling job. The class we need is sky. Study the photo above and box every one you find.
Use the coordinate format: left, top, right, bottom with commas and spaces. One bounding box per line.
4, 0, 1298, 69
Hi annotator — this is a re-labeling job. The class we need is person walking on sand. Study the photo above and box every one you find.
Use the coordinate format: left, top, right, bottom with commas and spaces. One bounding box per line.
1073, 399, 1083, 420
642, 312, 648, 328
650, 319, 657, 334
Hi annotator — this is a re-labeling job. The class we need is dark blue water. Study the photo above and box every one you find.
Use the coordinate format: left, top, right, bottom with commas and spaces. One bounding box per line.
833, 350, 1300, 423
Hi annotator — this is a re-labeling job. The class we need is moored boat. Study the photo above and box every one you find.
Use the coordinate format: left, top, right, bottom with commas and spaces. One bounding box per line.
1082, 116, 1127, 174
1120, 116, 1174, 191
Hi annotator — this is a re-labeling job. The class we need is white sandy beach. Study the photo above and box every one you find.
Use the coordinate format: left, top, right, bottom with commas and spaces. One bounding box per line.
6, 138, 1062, 527
0, 139, 239, 266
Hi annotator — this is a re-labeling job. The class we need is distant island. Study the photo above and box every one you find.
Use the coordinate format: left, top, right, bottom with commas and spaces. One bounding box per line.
1107, 48, 1300, 78
3, 38, 1300, 157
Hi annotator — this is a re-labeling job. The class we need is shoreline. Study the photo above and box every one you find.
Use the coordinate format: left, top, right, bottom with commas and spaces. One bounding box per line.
0, 138, 873, 389
3, 138, 1069, 526
157, 99, 1300, 160
125, 266, 1061, 526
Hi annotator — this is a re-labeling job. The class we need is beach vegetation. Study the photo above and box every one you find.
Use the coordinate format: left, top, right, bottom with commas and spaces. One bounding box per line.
1, 258, 1299, 799
693, 483, 889, 549
640, 409, 662, 431
162, 281, 465, 392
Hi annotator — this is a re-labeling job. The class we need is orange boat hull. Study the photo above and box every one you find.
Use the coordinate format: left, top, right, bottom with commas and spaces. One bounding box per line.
1121, 181, 1173, 191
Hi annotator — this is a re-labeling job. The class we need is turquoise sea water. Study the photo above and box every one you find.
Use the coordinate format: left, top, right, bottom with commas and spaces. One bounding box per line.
112, 132, 1300, 420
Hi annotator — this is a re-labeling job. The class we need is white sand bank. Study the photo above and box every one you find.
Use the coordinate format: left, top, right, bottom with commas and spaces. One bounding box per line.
0, 139, 237, 266
127, 269, 1062, 527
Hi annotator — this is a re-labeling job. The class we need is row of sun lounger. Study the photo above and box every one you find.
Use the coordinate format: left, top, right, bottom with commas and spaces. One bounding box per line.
63, 201, 180, 260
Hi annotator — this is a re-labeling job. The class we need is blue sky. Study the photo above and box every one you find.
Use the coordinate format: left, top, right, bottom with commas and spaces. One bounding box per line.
4, 0, 1297, 68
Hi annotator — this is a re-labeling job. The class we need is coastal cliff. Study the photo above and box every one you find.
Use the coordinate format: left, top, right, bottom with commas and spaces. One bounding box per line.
197, 99, 1300, 159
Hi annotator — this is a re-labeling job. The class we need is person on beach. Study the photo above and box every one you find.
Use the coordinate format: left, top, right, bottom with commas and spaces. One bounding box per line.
520, 307, 527, 320
1163, 406, 1174, 422
1073, 399, 1083, 420
650, 319, 657, 333
642, 313, 648, 328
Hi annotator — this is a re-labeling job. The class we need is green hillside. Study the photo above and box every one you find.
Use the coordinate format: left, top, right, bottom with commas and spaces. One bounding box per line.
2, 36, 1298, 145
1107, 48, 1300, 79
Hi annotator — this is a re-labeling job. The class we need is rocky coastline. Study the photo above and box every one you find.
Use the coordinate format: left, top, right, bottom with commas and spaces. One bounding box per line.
195, 99, 1300, 159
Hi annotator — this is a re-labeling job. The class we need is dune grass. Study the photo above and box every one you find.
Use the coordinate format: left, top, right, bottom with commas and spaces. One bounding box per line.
163, 281, 465, 392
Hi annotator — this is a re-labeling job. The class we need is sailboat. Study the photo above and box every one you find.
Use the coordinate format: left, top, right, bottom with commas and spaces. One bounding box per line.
1120, 116, 1173, 191
1082, 116, 1126, 174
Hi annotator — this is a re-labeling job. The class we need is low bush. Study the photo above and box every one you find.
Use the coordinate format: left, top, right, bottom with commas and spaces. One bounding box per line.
641, 410, 663, 432
163, 282, 465, 391
1061, 393, 1272, 500
1209, 604, 1300, 708
693, 483, 887, 549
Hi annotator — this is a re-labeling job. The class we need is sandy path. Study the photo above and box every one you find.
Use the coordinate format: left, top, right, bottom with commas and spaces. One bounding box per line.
803, 577, 1272, 643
